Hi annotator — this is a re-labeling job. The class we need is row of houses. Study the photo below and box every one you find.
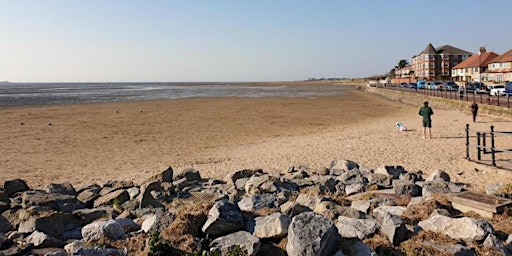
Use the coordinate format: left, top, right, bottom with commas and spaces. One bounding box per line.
393, 43, 512, 85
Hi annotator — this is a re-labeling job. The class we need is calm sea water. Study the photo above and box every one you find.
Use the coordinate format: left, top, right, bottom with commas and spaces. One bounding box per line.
0, 82, 353, 106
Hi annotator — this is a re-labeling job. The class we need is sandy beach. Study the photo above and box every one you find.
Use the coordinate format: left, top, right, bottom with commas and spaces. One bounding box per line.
1, 85, 511, 192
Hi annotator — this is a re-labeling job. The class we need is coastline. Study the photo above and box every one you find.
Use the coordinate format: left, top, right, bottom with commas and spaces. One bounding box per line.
1, 87, 511, 192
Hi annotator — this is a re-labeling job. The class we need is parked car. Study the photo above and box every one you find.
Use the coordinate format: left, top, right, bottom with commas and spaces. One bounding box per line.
408, 82, 417, 88
417, 80, 426, 89
466, 82, 487, 94
426, 81, 436, 90
488, 84, 506, 96
506, 82, 512, 96
399, 82, 408, 88
442, 81, 459, 91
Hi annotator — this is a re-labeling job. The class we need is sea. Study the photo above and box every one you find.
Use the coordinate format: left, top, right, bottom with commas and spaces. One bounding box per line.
0, 82, 353, 106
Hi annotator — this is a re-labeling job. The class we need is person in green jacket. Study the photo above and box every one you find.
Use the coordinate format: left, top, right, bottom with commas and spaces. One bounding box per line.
419, 101, 434, 139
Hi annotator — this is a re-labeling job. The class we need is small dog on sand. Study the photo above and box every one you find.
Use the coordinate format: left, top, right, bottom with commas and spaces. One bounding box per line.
395, 122, 407, 131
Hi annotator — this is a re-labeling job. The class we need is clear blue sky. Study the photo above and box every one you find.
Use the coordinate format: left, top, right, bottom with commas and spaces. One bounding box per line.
1, 0, 511, 82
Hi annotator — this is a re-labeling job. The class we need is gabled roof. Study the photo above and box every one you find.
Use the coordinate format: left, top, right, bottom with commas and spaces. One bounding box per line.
421, 43, 437, 55
488, 49, 512, 63
435, 45, 472, 55
453, 52, 500, 69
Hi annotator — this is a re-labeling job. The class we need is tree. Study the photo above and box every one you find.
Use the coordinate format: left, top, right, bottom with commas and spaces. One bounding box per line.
394, 59, 409, 70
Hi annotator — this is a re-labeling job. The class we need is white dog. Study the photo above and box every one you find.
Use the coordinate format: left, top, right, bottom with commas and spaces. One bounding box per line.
395, 122, 407, 131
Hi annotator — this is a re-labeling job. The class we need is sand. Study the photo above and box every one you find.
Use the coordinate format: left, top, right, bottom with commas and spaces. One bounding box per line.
1, 85, 511, 192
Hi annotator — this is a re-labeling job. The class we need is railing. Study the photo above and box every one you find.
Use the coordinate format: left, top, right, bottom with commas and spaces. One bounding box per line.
465, 124, 512, 167
384, 86, 511, 108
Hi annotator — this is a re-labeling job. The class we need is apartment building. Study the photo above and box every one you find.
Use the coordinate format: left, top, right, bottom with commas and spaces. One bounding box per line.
451, 47, 499, 83
486, 49, 512, 83
411, 43, 472, 81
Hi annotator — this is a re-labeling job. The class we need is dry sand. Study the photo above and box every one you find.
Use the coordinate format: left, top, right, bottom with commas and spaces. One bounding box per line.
1, 85, 511, 192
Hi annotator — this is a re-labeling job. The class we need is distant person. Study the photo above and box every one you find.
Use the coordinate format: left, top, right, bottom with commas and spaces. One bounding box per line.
471, 101, 478, 123
419, 101, 434, 139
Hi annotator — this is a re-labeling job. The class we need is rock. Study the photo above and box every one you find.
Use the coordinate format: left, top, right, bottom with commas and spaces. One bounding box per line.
336, 216, 379, 240
345, 183, 365, 196
280, 201, 312, 217
21, 190, 83, 213
225, 169, 263, 186
202, 200, 244, 236
339, 239, 377, 256
380, 213, 409, 246
126, 187, 140, 200
406, 197, 425, 208
418, 215, 495, 242
25, 230, 63, 248
295, 193, 326, 210
337, 170, 367, 185
372, 206, 406, 223
425, 169, 450, 182
149, 166, 174, 183
76, 187, 101, 207
286, 212, 341, 256
420, 241, 476, 256
28, 248, 67, 256
365, 173, 392, 188
18, 211, 64, 237
175, 168, 202, 182
251, 213, 291, 239
210, 231, 260, 256
71, 246, 127, 256
392, 180, 422, 196
373, 166, 405, 179
140, 209, 174, 233
314, 201, 352, 220
4, 179, 30, 196
99, 180, 134, 196
70, 208, 109, 228
115, 218, 141, 233
399, 172, 422, 183
81, 219, 126, 242
44, 182, 77, 195
421, 181, 454, 198
136, 181, 163, 208
329, 159, 359, 175
350, 200, 371, 214
238, 194, 278, 212
93, 189, 130, 208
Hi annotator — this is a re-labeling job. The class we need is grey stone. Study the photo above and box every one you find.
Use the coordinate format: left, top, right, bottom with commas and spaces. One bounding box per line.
4, 179, 30, 196
329, 159, 359, 175
210, 231, 260, 256
81, 219, 125, 242
44, 182, 76, 195
380, 213, 409, 246
406, 197, 425, 208
286, 212, 341, 256
25, 230, 63, 248
115, 218, 141, 233
28, 248, 68, 256
175, 168, 202, 182
93, 189, 130, 208
336, 216, 379, 240
373, 166, 405, 179
418, 215, 495, 242
345, 183, 365, 196
365, 173, 392, 188
295, 193, 326, 209
73, 246, 127, 256
71, 208, 109, 227
149, 166, 174, 183
425, 169, 450, 182
339, 239, 377, 256
76, 187, 100, 207
280, 201, 312, 217
399, 172, 422, 183
372, 206, 406, 223
337, 170, 367, 185
238, 194, 278, 212
136, 181, 163, 208
225, 169, 263, 186
392, 180, 422, 196
420, 241, 476, 256
140, 209, 174, 233
99, 180, 134, 196
314, 201, 353, 220
202, 200, 244, 236
126, 187, 140, 200
421, 181, 453, 197
18, 211, 64, 237
252, 213, 291, 239
22, 190, 83, 213
350, 200, 371, 213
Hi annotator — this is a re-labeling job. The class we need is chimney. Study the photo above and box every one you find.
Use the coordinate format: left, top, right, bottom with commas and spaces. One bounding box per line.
479, 47, 486, 55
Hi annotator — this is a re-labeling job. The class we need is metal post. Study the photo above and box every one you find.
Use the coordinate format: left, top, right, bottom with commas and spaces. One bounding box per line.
491, 125, 496, 166
482, 132, 487, 154
477, 132, 481, 160
465, 124, 470, 159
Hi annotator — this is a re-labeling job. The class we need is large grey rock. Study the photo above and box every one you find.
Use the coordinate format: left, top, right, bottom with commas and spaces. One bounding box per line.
115, 218, 141, 233
21, 190, 82, 212
76, 187, 101, 207
380, 213, 408, 246
350, 200, 370, 214
225, 169, 263, 186
421, 181, 454, 198
93, 189, 130, 208
336, 216, 379, 240
372, 206, 406, 223
365, 173, 392, 188
44, 182, 76, 195
286, 212, 341, 256
337, 170, 367, 185
373, 166, 405, 179
99, 180, 134, 196
202, 200, 244, 236
210, 231, 260, 256
345, 183, 365, 196
140, 209, 175, 233
418, 215, 495, 241
280, 201, 312, 217
70, 208, 109, 228
136, 181, 163, 208
329, 159, 359, 176
81, 219, 126, 242
420, 241, 476, 256
392, 180, 421, 196
238, 194, 278, 212
18, 211, 64, 237
295, 193, 326, 210
251, 213, 291, 239
175, 168, 202, 182
25, 230, 63, 248
425, 169, 450, 182
4, 179, 30, 196
339, 239, 377, 256
149, 166, 174, 183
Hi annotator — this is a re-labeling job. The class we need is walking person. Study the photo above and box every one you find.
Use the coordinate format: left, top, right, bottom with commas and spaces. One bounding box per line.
471, 101, 478, 123
419, 101, 434, 139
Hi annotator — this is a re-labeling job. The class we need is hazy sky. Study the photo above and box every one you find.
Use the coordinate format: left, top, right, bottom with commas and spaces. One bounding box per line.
1, 1, 511, 82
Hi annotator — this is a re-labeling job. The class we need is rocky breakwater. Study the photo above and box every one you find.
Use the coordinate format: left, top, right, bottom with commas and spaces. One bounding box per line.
0, 160, 512, 255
